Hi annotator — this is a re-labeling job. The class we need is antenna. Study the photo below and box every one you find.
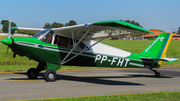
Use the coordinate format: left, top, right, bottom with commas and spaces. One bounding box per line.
163, 24, 165, 31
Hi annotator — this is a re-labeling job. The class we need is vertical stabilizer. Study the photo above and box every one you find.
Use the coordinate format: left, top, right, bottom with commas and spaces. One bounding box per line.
139, 32, 173, 68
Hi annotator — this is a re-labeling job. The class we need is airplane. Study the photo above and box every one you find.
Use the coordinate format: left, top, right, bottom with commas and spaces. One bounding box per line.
1, 18, 178, 82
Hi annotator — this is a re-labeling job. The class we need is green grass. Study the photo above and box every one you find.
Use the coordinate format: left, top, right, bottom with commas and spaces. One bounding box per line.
101, 40, 180, 58
101, 40, 180, 65
101, 40, 152, 53
0, 65, 37, 72
18, 91, 180, 101
0, 36, 180, 72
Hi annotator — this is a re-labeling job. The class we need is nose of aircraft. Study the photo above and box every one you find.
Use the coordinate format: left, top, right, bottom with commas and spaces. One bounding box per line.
1, 38, 12, 45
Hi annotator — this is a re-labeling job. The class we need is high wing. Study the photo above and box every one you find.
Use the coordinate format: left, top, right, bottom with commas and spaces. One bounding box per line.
12, 20, 153, 39
11, 27, 44, 35
52, 20, 154, 40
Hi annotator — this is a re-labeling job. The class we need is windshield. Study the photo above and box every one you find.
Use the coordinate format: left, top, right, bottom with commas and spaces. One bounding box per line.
33, 28, 52, 39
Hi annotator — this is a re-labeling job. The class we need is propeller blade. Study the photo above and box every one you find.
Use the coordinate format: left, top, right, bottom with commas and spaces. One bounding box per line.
6, 46, 9, 65
5, 17, 11, 65
8, 17, 11, 38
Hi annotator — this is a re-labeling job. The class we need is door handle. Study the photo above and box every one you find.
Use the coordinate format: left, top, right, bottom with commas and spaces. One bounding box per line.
38, 45, 44, 48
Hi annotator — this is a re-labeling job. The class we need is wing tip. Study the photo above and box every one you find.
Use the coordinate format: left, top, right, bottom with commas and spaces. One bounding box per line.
11, 27, 18, 29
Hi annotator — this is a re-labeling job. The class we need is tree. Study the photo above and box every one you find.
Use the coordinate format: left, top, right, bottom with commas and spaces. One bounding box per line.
43, 23, 51, 28
69, 20, 77, 26
65, 23, 69, 26
51, 22, 64, 28
177, 27, 180, 35
172, 31, 176, 33
58, 23, 64, 27
51, 22, 58, 28
124, 20, 143, 27
1, 20, 8, 25
2, 21, 17, 33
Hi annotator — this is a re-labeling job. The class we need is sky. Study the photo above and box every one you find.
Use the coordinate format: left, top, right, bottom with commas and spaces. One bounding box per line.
0, 0, 180, 32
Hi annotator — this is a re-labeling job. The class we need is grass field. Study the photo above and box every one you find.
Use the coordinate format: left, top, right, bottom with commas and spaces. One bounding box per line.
0, 36, 180, 72
20, 91, 180, 101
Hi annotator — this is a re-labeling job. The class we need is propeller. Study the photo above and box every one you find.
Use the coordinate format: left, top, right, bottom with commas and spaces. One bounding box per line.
6, 17, 11, 65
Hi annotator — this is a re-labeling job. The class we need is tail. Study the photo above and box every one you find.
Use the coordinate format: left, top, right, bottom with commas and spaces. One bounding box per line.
139, 32, 178, 68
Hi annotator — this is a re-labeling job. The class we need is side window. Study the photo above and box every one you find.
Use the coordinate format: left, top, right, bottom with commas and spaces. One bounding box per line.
54, 35, 72, 47
76, 40, 86, 50
54, 35, 87, 50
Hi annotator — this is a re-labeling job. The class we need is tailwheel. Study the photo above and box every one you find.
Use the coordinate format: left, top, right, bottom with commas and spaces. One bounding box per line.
150, 68, 160, 77
27, 68, 39, 79
155, 71, 160, 77
44, 70, 57, 82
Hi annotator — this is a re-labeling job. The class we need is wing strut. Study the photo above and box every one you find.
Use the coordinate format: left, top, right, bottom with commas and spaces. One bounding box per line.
60, 33, 111, 65
60, 29, 90, 64
51, 33, 56, 44
71, 31, 75, 47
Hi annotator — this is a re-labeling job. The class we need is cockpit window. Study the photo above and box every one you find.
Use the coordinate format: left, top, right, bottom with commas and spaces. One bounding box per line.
33, 29, 52, 39
33, 29, 54, 44
33, 29, 88, 50
39, 31, 54, 43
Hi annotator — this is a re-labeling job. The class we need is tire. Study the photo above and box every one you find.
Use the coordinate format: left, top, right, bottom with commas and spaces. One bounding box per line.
44, 70, 57, 82
27, 68, 39, 79
155, 72, 160, 77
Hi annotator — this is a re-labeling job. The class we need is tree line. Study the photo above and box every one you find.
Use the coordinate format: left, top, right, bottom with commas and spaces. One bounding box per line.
0, 20, 77, 33
43, 20, 77, 28
122, 20, 143, 28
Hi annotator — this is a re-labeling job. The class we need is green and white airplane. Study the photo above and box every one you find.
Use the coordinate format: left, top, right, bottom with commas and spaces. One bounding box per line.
1, 19, 178, 81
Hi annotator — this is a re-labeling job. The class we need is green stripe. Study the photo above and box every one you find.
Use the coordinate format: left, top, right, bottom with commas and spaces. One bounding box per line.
156, 33, 170, 58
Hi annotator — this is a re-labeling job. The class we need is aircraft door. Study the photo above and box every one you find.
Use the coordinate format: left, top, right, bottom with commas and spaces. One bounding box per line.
31, 30, 54, 62
31, 44, 45, 62
41, 33, 61, 64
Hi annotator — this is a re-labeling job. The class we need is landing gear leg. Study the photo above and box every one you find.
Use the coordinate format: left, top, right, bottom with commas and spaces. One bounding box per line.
150, 68, 160, 77
27, 62, 45, 79
44, 62, 60, 82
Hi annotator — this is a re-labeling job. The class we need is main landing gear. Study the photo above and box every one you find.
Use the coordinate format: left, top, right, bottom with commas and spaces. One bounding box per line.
150, 68, 160, 77
27, 68, 57, 81
27, 63, 58, 82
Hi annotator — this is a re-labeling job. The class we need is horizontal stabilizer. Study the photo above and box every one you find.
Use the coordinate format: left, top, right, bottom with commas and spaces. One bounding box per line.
141, 57, 179, 64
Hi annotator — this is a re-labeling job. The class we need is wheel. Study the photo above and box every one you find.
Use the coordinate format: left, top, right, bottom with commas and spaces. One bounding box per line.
44, 70, 57, 82
27, 68, 39, 79
155, 72, 160, 77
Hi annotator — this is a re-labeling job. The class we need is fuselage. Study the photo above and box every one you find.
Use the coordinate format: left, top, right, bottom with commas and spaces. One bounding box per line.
1, 28, 156, 69
8, 36, 146, 68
